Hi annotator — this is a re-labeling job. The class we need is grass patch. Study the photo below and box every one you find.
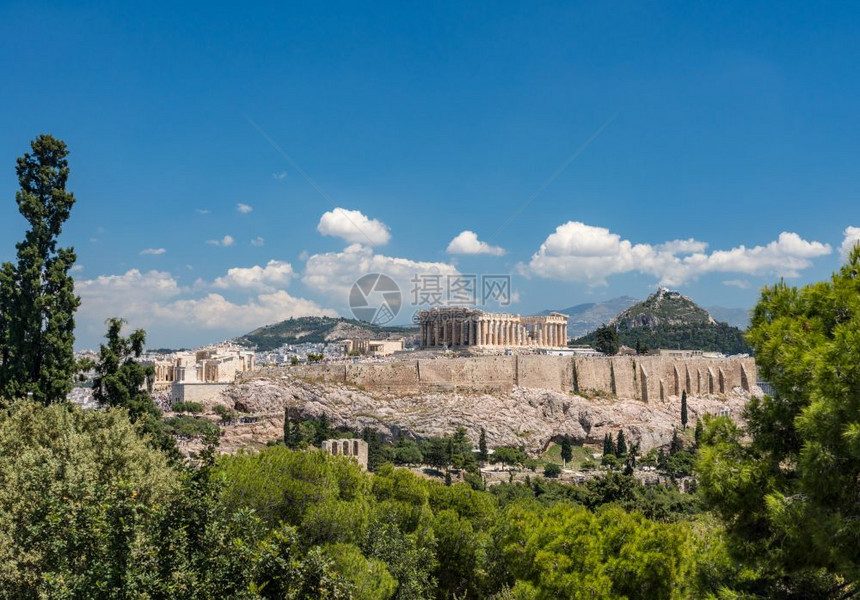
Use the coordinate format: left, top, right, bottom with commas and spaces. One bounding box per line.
541, 442, 594, 468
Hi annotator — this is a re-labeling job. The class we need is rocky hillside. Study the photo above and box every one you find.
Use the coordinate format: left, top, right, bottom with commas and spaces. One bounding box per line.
198, 373, 754, 456
235, 316, 416, 351
543, 296, 639, 338
575, 288, 751, 354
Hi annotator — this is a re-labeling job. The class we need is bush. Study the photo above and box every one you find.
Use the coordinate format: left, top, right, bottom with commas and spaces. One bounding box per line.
162, 415, 220, 438
543, 463, 562, 478
213, 403, 237, 422
492, 446, 527, 467
171, 400, 203, 413
601, 453, 621, 471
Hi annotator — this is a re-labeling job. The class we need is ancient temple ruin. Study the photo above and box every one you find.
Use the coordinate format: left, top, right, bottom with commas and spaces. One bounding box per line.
417, 308, 569, 348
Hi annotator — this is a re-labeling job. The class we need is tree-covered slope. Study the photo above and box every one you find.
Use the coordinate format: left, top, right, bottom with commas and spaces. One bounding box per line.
574, 288, 751, 355
235, 316, 416, 351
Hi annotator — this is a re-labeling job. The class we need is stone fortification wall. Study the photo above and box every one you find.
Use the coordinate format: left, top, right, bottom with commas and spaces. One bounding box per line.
280, 355, 756, 400
171, 382, 230, 403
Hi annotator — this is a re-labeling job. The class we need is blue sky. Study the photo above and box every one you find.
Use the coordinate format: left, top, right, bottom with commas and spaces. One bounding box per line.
1, 1, 858, 348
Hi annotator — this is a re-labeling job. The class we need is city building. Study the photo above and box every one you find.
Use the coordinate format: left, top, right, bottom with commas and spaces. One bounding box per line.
146, 345, 256, 402
342, 338, 405, 357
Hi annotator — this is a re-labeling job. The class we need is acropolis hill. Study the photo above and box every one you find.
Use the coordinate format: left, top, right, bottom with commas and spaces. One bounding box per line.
193, 353, 758, 456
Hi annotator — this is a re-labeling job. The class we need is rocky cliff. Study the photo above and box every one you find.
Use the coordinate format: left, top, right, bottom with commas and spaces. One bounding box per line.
203, 373, 756, 456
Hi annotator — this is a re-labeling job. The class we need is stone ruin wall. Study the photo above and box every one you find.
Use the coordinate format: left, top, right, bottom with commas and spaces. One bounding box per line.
274, 355, 757, 400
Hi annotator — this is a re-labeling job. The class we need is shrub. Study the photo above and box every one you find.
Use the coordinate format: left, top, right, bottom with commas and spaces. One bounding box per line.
543, 463, 562, 478
171, 400, 203, 413
162, 415, 219, 438
213, 403, 237, 422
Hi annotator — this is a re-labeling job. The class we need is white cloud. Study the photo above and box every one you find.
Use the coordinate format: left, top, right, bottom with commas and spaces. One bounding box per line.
446, 231, 506, 256
207, 235, 235, 247
251, 237, 265, 247
76, 266, 335, 348
140, 248, 166, 255
70, 264, 84, 272
196, 209, 210, 215
656, 239, 709, 254
303, 243, 458, 309
237, 203, 253, 214
723, 279, 751, 289
840, 226, 860, 259
148, 291, 336, 331
273, 171, 287, 180
522, 221, 832, 286
317, 208, 391, 246
212, 260, 294, 292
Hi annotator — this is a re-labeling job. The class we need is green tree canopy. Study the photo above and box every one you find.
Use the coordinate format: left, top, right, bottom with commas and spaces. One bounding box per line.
0, 135, 79, 405
593, 324, 619, 356
698, 247, 860, 596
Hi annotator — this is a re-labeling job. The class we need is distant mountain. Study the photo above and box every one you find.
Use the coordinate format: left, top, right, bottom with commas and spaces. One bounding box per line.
236, 316, 416, 351
574, 288, 751, 355
706, 306, 751, 330
543, 296, 639, 338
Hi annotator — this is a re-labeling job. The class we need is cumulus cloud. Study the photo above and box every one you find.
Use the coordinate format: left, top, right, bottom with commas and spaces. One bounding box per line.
212, 260, 294, 291
76, 266, 334, 348
446, 231, 506, 256
196, 209, 210, 215
840, 226, 860, 259
148, 291, 336, 331
317, 208, 391, 246
522, 221, 831, 286
237, 203, 253, 214
207, 235, 235, 247
303, 243, 458, 308
140, 248, 166, 255
723, 279, 751, 289
251, 237, 265, 247
273, 171, 287, 180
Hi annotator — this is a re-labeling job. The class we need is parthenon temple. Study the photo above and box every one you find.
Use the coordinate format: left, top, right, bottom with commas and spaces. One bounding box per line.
418, 308, 569, 348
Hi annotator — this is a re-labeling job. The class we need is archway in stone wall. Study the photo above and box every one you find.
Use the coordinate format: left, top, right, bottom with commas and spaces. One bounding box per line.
708, 369, 715, 394
718, 369, 726, 394
685, 368, 692, 394
660, 379, 665, 401
673, 366, 680, 396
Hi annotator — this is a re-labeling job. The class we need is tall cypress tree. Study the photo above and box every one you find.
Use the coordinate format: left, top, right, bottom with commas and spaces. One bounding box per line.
478, 427, 488, 465
603, 433, 616, 456
681, 390, 688, 430
560, 435, 573, 468
283, 407, 292, 447
616, 430, 627, 457
0, 135, 79, 404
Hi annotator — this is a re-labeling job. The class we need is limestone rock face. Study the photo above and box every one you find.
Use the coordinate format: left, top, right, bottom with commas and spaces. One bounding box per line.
213, 374, 753, 454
